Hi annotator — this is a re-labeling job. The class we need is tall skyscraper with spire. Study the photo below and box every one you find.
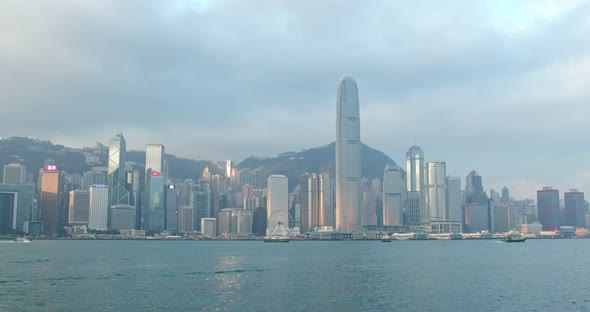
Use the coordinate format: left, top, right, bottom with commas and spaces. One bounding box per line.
406, 145, 424, 192
335, 75, 361, 232
108, 133, 130, 208
405, 145, 424, 225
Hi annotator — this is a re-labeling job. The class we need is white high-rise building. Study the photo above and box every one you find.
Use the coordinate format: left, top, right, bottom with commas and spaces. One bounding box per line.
335, 75, 361, 232
3, 164, 26, 184
383, 164, 403, 227
89, 185, 109, 231
266, 174, 288, 233
421, 161, 447, 223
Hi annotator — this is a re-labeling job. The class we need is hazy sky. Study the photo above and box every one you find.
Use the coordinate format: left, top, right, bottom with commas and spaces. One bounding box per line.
1, 0, 589, 199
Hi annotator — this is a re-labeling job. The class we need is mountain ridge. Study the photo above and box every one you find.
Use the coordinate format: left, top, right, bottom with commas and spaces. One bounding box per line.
0, 137, 400, 188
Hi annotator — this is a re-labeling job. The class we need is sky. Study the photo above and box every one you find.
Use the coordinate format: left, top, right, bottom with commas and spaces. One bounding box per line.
1, 0, 590, 199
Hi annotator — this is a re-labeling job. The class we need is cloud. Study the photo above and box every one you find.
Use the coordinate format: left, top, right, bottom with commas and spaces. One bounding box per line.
1, 0, 590, 198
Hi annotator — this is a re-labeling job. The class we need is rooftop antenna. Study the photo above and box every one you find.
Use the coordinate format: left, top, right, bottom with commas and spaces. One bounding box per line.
412, 136, 416, 146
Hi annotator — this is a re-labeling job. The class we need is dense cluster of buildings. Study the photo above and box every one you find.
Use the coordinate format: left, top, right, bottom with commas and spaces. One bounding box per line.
1, 76, 588, 238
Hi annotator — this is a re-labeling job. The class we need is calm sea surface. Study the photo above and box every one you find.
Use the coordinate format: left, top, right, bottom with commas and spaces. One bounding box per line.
1, 239, 589, 312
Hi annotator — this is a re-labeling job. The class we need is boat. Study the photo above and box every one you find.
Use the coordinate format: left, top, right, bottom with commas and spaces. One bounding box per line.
503, 232, 526, 243
264, 222, 290, 243
14, 236, 31, 243
264, 236, 290, 243
381, 235, 392, 242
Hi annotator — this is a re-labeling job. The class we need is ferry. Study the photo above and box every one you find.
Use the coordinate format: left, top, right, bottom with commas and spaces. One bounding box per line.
381, 235, 392, 242
14, 236, 31, 243
503, 232, 526, 243
264, 221, 290, 243
264, 236, 289, 243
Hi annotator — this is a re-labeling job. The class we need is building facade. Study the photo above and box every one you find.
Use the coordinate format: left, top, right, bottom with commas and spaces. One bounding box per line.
165, 184, 178, 232
41, 168, 63, 235
537, 187, 560, 231
144, 170, 165, 233
88, 185, 108, 231
266, 175, 288, 233
421, 161, 447, 223
0, 183, 34, 233
446, 176, 462, 223
108, 134, 130, 208
3, 164, 26, 184
68, 190, 90, 226
564, 190, 585, 227
406, 146, 424, 192
201, 218, 216, 236
335, 75, 362, 232
383, 164, 403, 227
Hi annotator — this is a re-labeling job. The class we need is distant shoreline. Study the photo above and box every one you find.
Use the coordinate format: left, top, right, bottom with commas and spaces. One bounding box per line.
2, 237, 585, 242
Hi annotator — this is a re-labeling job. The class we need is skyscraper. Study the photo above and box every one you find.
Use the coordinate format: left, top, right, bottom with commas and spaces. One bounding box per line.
108, 133, 130, 208
225, 160, 233, 179
231, 210, 252, 235
421, 161, 447, 223
165, 184, 178, 232
406, 145, 423, 225
495, 204, 517, 233
40, 166, 62, 235
319, 173, 335, 228
191, 184, 211, 232
501, 186, 510, 203
361, 190, 377, 228
0, 183, 34, 234
335, 75, 361, 232
81, 170, 107, 190
88, 185, 108, 231
177, 206, 194, 233
537, 187, 560, 231
200, 218, 216, 236
3, 163, 26, 184
68, 190, 90, 226
446, 176, 462, 223
301, 172, 335, 232
383, 164, 403, 227
465, 170, 486, 205
564, 189, 584, 227
253, 167, 266, 189
144, 169, 164, 233
145, 144, 165, 174
267, 174, 288, 233
300, 173, 318, 233
406, 146, 424, 192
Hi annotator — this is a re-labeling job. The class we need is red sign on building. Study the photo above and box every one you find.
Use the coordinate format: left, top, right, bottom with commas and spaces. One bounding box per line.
45, 165, 58, 171
151, 171, 160, 176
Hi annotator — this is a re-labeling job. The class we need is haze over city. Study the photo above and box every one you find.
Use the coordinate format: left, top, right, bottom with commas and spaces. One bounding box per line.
2, 0, 590, 198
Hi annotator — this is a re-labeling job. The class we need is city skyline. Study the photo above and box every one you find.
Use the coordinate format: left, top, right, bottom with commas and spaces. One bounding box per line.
1, 1, 590, 199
